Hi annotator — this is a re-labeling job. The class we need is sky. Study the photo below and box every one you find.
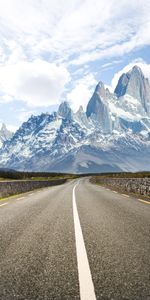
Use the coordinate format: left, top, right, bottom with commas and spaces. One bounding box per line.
0, 0, 150, 132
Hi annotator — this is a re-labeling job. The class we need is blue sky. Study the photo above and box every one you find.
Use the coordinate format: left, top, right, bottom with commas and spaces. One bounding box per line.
0, 0, 150, 131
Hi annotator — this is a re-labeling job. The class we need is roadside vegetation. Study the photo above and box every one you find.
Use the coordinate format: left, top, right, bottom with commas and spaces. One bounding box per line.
0, 169, 150, 181
0, 169, 80, 181
91, 172, 150, 179
91, 172, 150, 183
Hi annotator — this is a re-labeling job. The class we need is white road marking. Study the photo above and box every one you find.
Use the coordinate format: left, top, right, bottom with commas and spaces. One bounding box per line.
73, 183, 96, 300
113, 191, 118, 194
0, 202, 8, 207
16, 197, 25, 201
29, 193, 34, 196
121, 194, 129, 197
138, 199, 150, 205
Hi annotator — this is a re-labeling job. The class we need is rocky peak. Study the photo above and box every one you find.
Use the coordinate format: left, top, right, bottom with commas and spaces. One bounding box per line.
114, 65, 150, 114
114, 72, 130, 97
74, 105, 90, 129
1, 123, 7, 131
86, 83, 112, 133
95, 81, 105, 93
75, 105, 85, 118
77, 105, 84, 113
0, 123, 13, 148
95, 81, 111, 100
0, 123, 13, 139
115, 66, 144, 96
58, 101, 72, 119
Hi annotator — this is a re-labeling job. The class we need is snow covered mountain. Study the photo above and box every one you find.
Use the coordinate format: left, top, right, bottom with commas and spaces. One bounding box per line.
0, 123, 13, 148
0, 65, 150, 173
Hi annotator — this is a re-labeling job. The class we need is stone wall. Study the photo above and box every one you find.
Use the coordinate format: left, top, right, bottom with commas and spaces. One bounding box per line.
0, 179, 66, 198
91, 177, 150, 197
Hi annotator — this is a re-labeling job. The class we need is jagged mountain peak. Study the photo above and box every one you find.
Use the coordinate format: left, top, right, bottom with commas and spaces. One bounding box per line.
1, 123, 7, 131
0, 123, 13, 148
74, 105, 90, 129
94, 81, 112, 102
114, 65, 145, 97
95, 81, 105, 92
132, 65, 143, 74
114, 65, 150, 114
114, 65, 147, 97
114, 73, 129, 97
58, 101, 72, 119
86, 82, 112, 133
77, 105, 84, 113
0, 66, 150, 173
0, 123, 13, 136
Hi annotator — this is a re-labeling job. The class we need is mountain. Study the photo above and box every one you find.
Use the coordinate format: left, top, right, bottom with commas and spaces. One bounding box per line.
114, 66, 150, 114
0, 65, 150, 173
0, 123, 13, 148
86, 81, 112, 133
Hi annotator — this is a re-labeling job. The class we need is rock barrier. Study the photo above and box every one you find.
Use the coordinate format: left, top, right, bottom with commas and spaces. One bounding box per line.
0, 179, 66, 198
91, 177, 150, 196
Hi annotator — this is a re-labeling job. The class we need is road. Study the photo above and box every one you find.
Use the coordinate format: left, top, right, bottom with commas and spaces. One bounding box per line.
0, 178, 150, 300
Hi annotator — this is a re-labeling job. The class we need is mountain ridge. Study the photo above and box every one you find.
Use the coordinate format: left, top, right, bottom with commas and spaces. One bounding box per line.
0, 65, 150, 173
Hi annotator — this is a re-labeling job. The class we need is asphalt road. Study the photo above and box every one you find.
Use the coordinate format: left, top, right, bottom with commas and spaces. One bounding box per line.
0, 178, 150, 300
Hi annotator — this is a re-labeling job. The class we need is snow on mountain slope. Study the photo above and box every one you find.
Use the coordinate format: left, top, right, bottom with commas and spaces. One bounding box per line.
114, 65, 150, 115
0, 113, 62, 164
0, 65, 150, 172
0, 123, 13, 148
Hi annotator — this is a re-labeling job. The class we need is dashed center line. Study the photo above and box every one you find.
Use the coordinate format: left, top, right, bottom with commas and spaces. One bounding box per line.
121, 194, 129, 197
73, 183, 96, 300
0, 202, 8, 207
113, 191, 118, 194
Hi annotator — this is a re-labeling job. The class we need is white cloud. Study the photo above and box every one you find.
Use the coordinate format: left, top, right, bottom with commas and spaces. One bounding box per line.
111, 59, 150, 91
0, 0, 150, 66
0, 60, 70, 107
0, 122, 18, 132
0, 0, 150, 126
0, 94, 13, 103
101, 60, 123, 71
67, 74, 97, 111
7, 124, 18, 132
18, 110, 35, 123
